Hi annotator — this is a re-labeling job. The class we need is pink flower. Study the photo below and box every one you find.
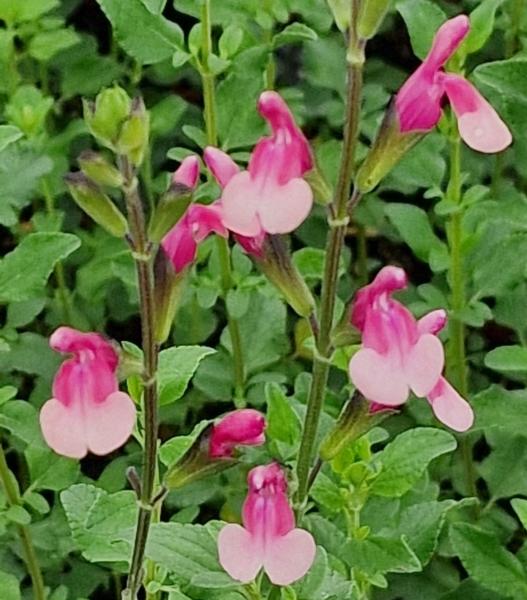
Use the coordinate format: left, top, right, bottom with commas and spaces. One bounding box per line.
209, 409, 266, 458
204, 91, 314, 238
396, 15, 511, 153
218, 463, 316, 585
39, 327, 136, 459
348, 266, 474, 432
172, 155, 200, 188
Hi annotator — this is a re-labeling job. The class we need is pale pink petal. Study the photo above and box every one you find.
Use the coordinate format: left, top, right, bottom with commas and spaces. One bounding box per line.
349, 348, 409, 406
361, 301, 418, 357
204, 147, 240, 189
218, 524, 263, 583
84, 391, 136, 456
428, 377, 474, 432
257, 178, 313, 234
417, 309, 447, 336
263, 528, 316, 586
405, 334, 444, 397
39, 398, 87, 459
173, 156, 200, 189
441, 74, 512, 153
426, 15, 470, 71
221, 171, 263, 237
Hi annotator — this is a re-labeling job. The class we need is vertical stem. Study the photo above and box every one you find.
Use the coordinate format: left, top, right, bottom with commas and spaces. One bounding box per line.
445, 130, 478, 501
200, 0, 246, 403
121, 157, 160, 599
296, 2, 364, 505
0, 443, 46, 600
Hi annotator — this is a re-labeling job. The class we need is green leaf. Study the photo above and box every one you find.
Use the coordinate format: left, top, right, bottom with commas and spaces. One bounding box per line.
370, 428, 457, 497
6, 505, 31, 525
28, 28, 81, 62
0, 125, 22, 152
61, 484, 136, 564
511, 498, 527, 530
0, 400, 45, 445
157, 346, 216, 405
463, 0, 503, 55
347, 535, 421, 575
396, 0, 447, 60
0, 233, 80, 303
479, 434, 527, 500
472, 386, 527, 434
0, 0, 58, 24
450, 523, 527, 600
25, 446, 80, 492
484, 345, 527, 372
0, 570, 21, 600
96, 0, 184, 64
219, 25, 244, 59
385, 203, 449, 271
273, 23, 318, 48
266, 383, 301, 445
140, 0, 167, 14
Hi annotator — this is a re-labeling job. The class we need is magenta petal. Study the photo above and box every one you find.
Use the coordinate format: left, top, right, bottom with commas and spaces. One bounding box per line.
50, 327, 118, 371
84, 391, 136, 455
258, 178, 313, 234
349, 348, 409, 406
218, 524, 263, 583
264, 529, 316, 586
209, 409, 266, 458
53, 358, 118, 407
221, 171, 263, 237
428, 378, 474, 432
396, 65, 444, 133
405, 334, 444, 397
173, 156, 200, 188
161, 219, 198, 273
417, 309, 447, 336
40, 398, 87, 459
204, 147, 240, 189
426, 15, 470, 71
441, 74, 512, 153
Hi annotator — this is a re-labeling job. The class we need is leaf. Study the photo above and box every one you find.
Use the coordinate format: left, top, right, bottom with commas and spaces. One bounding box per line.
0, 125, 22, 152
28, 28, 81, 62
265, 383, 301, 445
96, 0, 184, 64
0, 0, 58, 24
0, 233, 80, 303
140, 0, 167, 14
511, 499, 527, 530
472, 386, 527, 434
450, 523, 527, 600
0, 400, 45, 446
146, 521, 241, 590
347, 535, 421, 575
370, 428, 457, 497
273, 23, 318, 48
463, 0, 503, 55
396, 0, 447, 60
60, 484, 136, 564
484, 345, 527, 373
385, 203, 448, 271
157, 346, 216, 405
479, 434, 527, 500
25, 446, 80, 492
0, 571, 20, 600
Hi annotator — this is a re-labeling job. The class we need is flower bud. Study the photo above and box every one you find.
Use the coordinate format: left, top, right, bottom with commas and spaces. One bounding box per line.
164, 410, 266, 490
153, 250, 187, 344
78, 151, 123, 188
304, 165, 333, 205
357, 0, 393, 41
326, 0, 351, 32
148, 183, 193, 244
255, 235, 315, 318
83, 86, 131, 148
65, 172, 128, 238
355, 100, 423, 194
117, 97, 150, 166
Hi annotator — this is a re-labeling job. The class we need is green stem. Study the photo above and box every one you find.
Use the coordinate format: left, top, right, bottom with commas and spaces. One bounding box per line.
356, 224, 368, 286
121, 157, 160, 599
446, 131, 478, 502
296, 3, 365, 505
200, 0, 246, 404
41, 178, 73, 324
0, 442, 46, 600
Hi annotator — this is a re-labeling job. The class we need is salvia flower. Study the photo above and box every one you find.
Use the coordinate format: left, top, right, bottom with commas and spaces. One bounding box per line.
396, 15, 511, 153
218, 463, 316, 585
39, 327, 136, 459
348, 266, 474, 432
161, 156, 227, 273
205, 90, 314, 238
209, 409, 266, 458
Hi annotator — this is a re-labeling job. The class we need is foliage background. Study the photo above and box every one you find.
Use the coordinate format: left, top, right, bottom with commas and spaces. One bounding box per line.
1, 0, 527, 599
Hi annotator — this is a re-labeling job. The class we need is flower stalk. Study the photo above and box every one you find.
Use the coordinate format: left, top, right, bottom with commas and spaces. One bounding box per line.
295, 1, 365, 505
0, 441, 46, 600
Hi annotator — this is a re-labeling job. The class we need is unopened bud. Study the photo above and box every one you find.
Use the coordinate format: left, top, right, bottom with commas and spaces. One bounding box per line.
78, 151, 123, 188
357, 0, 393, 40
326, 0, 351, 32
65, 172, 128, 238
83, 86, 131, 148
117, 97, 150, 167
148, 183, 193, 244
356, 100, 423, 194
305, 166, 333, 205
153, 250, 187, 344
